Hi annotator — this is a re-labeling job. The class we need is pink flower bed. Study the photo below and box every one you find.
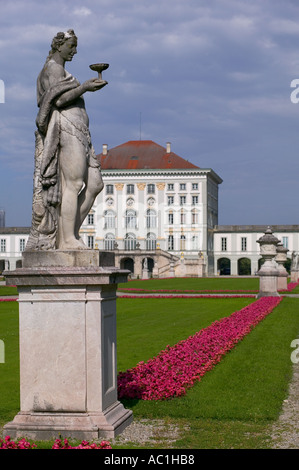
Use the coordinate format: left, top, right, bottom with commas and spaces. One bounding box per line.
119, 294, 255, 299
52, 438, 112, 449
0, 436, 111, 449
118, 296, 282, 401
0, 436, 37, 449
286, 282, 299, 291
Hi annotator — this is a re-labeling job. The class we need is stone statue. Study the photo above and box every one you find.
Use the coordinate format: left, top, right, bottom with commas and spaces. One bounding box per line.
26, 29, 107, 251
291, 251, 299, 270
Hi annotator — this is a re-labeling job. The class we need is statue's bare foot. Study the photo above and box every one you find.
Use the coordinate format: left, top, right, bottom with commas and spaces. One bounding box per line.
58, 238, 88, 250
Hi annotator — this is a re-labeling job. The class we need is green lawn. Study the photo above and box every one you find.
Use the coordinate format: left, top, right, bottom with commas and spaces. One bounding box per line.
118, 277, 260, 292
0, 302, 20, 426
0, 286, 18, 296
1, 295, 299, 449
116, 297, 255, 371
117, 296, 299, 448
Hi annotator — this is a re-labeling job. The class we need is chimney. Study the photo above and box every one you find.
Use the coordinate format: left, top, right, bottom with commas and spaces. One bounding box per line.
166, 142, 171, 153
102, 144, 108, 156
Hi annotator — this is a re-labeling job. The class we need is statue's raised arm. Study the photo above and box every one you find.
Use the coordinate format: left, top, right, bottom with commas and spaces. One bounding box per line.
26, 29, 107, 251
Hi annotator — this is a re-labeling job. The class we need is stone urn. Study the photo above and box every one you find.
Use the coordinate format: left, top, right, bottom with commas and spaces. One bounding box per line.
275, 242, 289, 290
256, 226, 280, 297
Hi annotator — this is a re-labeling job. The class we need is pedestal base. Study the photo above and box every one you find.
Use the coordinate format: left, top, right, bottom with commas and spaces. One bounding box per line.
256, 275, 280, 298
3, 250, 132, 441
4, 402, 132, 440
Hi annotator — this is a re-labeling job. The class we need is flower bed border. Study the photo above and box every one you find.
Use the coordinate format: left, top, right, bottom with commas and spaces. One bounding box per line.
117, 296, 282, 401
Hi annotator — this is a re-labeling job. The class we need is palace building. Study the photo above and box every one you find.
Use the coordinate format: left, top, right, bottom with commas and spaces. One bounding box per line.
79, 140, 222, 277
0, 140, 297, 277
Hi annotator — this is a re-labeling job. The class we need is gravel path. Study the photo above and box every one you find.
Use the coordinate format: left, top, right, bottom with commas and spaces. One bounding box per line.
110, 418, 186, 447
271, 362, 299, 448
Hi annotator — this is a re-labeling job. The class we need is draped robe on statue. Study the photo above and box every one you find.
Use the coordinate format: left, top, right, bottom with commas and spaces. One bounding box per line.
26, 63, 100, 250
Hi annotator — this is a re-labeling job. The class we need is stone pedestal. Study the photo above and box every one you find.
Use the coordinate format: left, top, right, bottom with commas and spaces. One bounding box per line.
3, 250, 133, 440
256, 227, 280, 298
277, 268, 288, 290
276, 242, 289, 291
142, 269, 149, 280
198, 258, 206, 277
291, 269, 299, 282
256, 264, 280, 298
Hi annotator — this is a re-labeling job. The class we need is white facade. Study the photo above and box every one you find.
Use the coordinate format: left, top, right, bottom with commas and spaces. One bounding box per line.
79, 168, 222, 273
1, 224, 298, 277
213, 225, 298, 275
0, 228, 30, 271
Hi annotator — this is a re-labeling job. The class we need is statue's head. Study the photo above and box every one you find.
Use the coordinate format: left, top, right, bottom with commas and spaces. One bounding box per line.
48, 29, 78, 62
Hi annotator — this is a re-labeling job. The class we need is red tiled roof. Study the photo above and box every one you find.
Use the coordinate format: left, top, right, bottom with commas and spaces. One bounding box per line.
98, 140, 199, 170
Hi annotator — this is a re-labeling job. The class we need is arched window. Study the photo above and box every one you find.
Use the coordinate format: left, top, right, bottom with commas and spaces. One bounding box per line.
168, 235, 174, 250
124, 233, 136, 251
146, 233, 156, 251
105, 233, 115, 250
104, 210, 115, 229
180, 234, 186, 250
146, 209, 157, 228
191, 208, 199, 225
192, 235, 199, 250
125, 210, 137, 229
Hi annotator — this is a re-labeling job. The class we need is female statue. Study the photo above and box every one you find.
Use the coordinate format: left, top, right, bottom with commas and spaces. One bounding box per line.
26, 29, 107, 250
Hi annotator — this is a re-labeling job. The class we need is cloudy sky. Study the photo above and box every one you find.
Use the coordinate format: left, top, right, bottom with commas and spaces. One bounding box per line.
1, 0, 299, 227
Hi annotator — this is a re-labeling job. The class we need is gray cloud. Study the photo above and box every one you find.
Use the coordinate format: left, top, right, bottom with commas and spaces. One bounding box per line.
0, 0, 299, 226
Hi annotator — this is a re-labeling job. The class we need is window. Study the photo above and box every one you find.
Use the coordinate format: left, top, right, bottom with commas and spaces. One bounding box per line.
106, 184, 114, 194
241, 237, 247, 251
180, 195, 186, 205
87, 213, 94, 225
180, 210, 186, 225
168, 235, 174, 250
146, 233, 156, 251
180, 183, 186, 190
282, 236, 289, 249
0, 239, 6, 252
191, 209, 198, 225
168, 212, 174, 225
104, 210, 115, 229
124, 233, 136, 250
104, 233, 115, 250
146, 209, 156, 228
167, 183, 174, 190
180, 235, 186, 250
168, 196, 174, 206
127, 184, 134, 194
192, 195, 198, 205
125, 210, 137, 229
19, 239, 26, 252
221, 237, 227, 251
147, 184, 155, 194
87, 236, 94, 249
192, 183, 198, 190
192, 235, 199, 250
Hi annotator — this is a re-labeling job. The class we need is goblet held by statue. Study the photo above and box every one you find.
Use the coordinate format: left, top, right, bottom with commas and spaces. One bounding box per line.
89, 63, 109, 80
